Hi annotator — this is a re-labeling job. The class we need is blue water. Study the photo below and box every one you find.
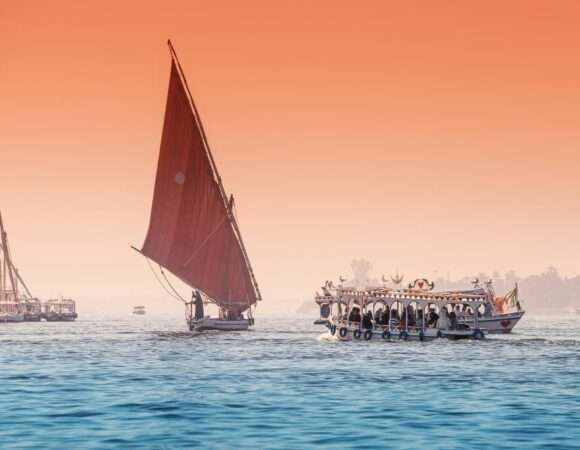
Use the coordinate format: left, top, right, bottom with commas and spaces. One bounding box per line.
1, 316, 579, 449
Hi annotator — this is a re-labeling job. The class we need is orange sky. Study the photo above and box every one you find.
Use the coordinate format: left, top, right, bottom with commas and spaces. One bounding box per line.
1, 1, 579, 315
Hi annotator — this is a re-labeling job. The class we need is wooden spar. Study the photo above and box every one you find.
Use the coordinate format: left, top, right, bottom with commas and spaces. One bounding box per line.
13, 268, 32, 299
165, 40, 262, 302
0, 240, 32, 299
0, 211, 17, 297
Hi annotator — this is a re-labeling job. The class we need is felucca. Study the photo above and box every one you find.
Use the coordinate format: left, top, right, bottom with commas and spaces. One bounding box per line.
133, 41, 261, 332
0, 211, 36, 322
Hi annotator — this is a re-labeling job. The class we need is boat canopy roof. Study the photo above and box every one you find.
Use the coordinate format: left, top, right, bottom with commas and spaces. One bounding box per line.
316, 287, 488, 307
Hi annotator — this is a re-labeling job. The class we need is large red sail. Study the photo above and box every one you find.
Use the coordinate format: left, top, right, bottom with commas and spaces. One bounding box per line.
141, 58, 258, 312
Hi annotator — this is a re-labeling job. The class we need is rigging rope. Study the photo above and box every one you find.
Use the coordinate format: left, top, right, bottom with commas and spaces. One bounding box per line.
145, 257, 184, 304
159, 265, 188, 304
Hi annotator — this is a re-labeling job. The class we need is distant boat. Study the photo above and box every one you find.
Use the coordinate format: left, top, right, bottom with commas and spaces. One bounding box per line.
133, 306, 146, 315
1, 211, 32, 323
1, 211, 77, 323
43, 298, 78, 322
132, 41, 261, 332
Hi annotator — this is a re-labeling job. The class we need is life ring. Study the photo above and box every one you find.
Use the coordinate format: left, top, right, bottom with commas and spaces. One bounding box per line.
364, 329, 372, 341
419, 330, 425, 341
339, 327, 348, 338
353, 329, 362, 340
330, 324, 337, 335
473, 329, 484, 340
437, 330, 443, 338
399, 330, 408, 341
382, 329, 391, 340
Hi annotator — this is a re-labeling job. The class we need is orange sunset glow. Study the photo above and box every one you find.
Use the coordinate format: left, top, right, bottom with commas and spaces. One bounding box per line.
1, 1, 579, 315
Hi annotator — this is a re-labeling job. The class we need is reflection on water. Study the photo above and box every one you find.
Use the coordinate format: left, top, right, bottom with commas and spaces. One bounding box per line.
0, 316, 579, 449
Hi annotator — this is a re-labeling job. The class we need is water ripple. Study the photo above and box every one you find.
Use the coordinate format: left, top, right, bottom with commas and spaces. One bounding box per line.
0, 316, 579, 449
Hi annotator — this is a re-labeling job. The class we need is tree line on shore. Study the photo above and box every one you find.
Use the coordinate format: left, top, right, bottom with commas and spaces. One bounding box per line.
432, 267, 579, 314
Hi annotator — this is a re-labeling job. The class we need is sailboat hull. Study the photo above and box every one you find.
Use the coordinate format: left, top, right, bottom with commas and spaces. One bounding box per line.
188, 318, 250, 332
0, 313, 24, 323
459, 311, 525, 334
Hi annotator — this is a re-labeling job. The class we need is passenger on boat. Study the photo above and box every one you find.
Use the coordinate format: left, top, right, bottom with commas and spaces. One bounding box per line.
427, 309, 439, 327
380, 308, 390, 325
427, 308, 439, 328
406, 305, 416, 327
362, 311, 373, 329
374, 308, 383, 323
348, 307, 361, 323
437, 308, 450, 329
391, 308, 400, 321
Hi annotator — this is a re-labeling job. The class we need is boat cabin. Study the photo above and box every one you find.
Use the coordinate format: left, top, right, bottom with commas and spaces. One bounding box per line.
318, 286, 487, 341
23, 298, 42, 321
43, 299, 77, 321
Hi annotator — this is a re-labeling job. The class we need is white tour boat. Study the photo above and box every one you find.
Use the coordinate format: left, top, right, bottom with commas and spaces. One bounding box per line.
315, 277, 524, 341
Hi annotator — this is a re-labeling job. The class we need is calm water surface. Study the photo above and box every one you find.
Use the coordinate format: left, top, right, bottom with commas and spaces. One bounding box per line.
0, 316, 579, 449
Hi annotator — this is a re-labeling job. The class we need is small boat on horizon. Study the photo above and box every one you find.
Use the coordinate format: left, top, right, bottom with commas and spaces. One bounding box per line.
133, 305, 146, 315
133, 41, 261, 332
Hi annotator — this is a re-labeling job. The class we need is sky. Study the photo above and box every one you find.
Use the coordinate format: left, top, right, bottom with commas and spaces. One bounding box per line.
1, 1, 579, 316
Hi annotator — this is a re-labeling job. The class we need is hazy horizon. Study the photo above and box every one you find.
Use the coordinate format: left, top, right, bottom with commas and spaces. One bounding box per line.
2, 1, 579, 317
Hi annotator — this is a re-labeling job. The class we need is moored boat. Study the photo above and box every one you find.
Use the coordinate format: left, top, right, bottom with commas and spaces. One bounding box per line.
1, 212, 31, 323
23, 298, 42, 321
133, 305, 146, 315
0, 297, 24, 323
133, 41, 261, 332
43, 299, 78, 321
1, 211, 77, 323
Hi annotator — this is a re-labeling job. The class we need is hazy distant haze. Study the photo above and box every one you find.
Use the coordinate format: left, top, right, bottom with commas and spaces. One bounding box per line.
1, 1, 579, 316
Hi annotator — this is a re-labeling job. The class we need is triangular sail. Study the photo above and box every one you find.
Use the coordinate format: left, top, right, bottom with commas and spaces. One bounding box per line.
140, 47, 259, 313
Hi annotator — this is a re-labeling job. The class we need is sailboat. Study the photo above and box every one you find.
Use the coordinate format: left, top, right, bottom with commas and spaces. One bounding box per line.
0, 211, 35, 322
133, 41, 262, 332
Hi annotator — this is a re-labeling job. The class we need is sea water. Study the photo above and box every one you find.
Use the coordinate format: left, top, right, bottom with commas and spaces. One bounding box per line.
0, 316, 579, 449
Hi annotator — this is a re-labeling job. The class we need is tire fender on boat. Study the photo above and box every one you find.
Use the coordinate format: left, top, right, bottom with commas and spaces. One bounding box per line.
330, 324, 337, 335
473, 329, 484, 340
399, 331, 408, 341
354, 329, 362, 340
364, 329, 372, 341
339, 327, 348, 338
382, 329, 391, 340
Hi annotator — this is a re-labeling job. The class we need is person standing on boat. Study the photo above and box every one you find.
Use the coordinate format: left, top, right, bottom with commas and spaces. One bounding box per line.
193, 290, 204, 320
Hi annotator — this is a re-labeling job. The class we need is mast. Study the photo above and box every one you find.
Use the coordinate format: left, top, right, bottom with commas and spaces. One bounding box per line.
165, 40, 262, 302
0, 211, 17, 298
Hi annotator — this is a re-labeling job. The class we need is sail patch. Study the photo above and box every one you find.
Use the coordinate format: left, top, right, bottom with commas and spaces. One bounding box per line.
175, 172, 186, 185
